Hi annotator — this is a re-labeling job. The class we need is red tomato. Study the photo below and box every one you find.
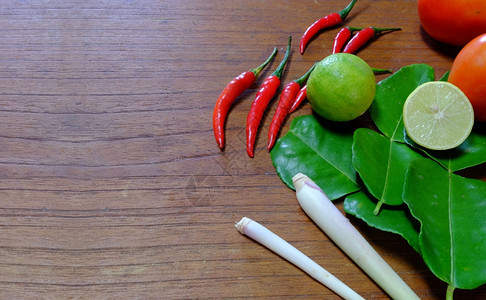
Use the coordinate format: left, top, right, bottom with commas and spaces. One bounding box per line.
448, 34, 486, 122
418, 0, 486, 46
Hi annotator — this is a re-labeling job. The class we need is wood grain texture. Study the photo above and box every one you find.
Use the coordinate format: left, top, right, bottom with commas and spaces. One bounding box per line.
0, 0, 484, 298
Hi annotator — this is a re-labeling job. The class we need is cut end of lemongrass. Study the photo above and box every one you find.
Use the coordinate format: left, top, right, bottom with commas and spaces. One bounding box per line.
292, 172, 310, 191
294, 173, 420, 300
235, 217, 251, 234
234, 216, 365, 300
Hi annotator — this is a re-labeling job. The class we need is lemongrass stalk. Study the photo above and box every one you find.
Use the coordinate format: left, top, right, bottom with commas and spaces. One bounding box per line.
236, 217, 364, 300
292, 173, 420, 300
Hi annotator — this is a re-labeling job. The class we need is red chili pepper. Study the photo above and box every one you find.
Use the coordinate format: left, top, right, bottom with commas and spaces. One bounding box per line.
300, 0, 358, 54
246, 36, 291, 158
342, 26, 401, 54
213, 47, 278, 149
288, 84, 307, 114
332, 26, 362, 54
267, 64, 315, 151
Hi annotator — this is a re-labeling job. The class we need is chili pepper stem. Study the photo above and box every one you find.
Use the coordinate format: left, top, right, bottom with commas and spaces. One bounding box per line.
338, 0, 358, 19
372, 27, 401, 34
295, 63, 316, 86
251, 47, 278, 78
272, 36, 292, 78
371, 67, 392, 74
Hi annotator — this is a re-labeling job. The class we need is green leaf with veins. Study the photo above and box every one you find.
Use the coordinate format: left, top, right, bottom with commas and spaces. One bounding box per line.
370, 64, 434, 142
271, 63, 486, 296
344, 191, 420, 252
404, 125, 486, 172
352, 128, 422, 213
404, 157, 486, 290
270, 115, 360, 200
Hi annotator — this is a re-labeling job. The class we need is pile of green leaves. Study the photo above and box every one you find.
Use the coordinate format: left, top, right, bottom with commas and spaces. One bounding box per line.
270, 64, 486, 295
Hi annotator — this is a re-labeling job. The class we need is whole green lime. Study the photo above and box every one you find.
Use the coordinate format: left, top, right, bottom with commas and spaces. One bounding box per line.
307, 53, 376, 122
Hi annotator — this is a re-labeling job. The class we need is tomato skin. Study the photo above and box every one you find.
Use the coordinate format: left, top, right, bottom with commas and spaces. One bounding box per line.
418, 0, 486, 46
448, 34, 486, 122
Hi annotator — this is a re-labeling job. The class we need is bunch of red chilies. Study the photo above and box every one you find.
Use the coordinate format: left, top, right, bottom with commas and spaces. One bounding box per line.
212, 0, 400, 157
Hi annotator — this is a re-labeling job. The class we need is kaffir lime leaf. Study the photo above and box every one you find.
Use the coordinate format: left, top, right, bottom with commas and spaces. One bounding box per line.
403, 81, 474, 150
306, 53, 376, 122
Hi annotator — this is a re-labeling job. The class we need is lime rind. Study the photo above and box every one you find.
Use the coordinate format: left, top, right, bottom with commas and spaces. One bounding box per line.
307, 53, 376, 122
403, 81, 474, 151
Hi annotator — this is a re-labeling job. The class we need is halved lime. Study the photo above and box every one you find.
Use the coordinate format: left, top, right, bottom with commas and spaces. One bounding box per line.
403, 81, 474, 150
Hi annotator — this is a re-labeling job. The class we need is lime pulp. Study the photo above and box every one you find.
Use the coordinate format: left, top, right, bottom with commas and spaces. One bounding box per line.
403, 81, 474, 150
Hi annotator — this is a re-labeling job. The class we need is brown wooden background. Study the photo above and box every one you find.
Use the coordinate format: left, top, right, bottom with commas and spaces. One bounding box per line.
0, 0, 484, 298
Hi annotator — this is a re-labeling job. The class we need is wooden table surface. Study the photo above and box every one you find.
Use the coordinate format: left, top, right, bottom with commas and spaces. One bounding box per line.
0, 0, 484, 299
